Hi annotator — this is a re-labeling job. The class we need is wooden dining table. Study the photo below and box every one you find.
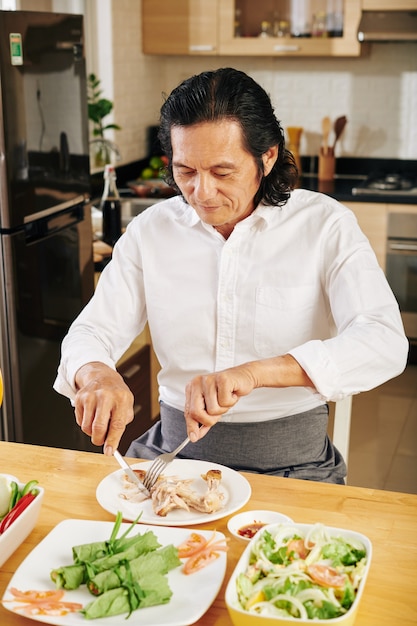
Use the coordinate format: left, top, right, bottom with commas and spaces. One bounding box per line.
1, 441, 416, 625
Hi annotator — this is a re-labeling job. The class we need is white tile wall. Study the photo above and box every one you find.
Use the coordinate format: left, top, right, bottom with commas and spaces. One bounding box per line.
111, 1, 417, 165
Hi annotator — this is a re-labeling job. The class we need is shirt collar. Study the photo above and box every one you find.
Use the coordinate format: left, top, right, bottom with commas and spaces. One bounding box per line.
176, 197, 284, 233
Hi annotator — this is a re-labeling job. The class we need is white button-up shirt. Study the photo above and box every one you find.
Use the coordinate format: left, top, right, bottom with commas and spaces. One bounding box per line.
54, 189, 408, 422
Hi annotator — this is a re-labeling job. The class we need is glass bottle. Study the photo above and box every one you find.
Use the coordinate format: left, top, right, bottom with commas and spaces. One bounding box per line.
290, 0, 312, 37
326, 0, 344, 37
259, 21, 272, 37
100, 164, 122, 247
234, 8, 242, 37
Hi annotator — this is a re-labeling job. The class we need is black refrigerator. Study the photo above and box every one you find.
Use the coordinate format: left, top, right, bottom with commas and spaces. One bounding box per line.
0, 10, 97, 451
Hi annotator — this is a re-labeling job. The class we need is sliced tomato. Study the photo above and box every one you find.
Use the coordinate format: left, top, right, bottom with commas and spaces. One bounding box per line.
178, 532, 228, 574
19, 600, 83, 616
8, 588, 82, 617
8, 588, 65, 603
182, 540, 228, 575
177, 532, 209, 558
183, 548, 221, 574
307, 564, 347, 588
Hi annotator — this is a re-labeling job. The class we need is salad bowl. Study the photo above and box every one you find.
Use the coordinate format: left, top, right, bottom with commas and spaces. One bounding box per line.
225, 522, 372, 626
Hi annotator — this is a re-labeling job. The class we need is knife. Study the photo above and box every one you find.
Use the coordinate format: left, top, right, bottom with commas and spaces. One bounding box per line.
113, 450, 150, 497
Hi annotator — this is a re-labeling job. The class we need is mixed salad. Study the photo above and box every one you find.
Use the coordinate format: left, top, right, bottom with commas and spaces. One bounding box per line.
236, 523, 368, 621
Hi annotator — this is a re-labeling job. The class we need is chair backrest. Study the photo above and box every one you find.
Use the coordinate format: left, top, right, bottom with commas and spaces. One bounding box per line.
332, 396, 353, 471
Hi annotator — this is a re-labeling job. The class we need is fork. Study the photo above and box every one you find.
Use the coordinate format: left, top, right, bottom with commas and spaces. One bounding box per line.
142, 435, 191, 491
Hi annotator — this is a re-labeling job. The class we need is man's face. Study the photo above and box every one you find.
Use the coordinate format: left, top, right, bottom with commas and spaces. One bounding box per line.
171, 120, 276, 238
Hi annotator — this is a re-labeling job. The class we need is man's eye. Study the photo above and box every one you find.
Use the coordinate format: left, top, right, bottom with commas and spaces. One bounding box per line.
176, 169, 194, 176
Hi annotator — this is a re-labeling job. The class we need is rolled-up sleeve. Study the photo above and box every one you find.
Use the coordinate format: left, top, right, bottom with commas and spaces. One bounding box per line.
289, 212, 408, 401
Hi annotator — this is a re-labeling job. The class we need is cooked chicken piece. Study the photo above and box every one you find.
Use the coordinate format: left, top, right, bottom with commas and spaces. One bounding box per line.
151, 476, 194, 516
201, 469, 222, 486
119, 468, 148, 503
133, 468, 147, 482
119, 467, 225, 517
150, 470, 224, 517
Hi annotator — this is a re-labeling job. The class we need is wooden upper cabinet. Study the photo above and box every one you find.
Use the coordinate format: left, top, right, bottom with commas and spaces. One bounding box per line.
361, 0, 417, 9
142, 0, 218, 55
142, 0, 363, 57
218, 0, 362, 57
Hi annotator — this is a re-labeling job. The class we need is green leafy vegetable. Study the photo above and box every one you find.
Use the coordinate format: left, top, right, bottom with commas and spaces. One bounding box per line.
50, 512, 181, 619
87, 545, 180, 595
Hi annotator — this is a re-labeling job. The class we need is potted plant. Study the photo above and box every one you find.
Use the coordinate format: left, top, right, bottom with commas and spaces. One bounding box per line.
87, 73, 121, 167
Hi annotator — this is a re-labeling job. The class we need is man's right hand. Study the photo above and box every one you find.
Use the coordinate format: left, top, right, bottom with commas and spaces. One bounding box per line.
74, 362, 134, 456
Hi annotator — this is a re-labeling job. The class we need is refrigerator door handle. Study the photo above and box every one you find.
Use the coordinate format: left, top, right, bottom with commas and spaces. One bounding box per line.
24, 204, 85, 243
23, 194, 88, 225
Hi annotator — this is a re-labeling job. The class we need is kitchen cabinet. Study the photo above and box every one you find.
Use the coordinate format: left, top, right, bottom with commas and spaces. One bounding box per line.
361, 1, 417, 10
346, 202, 388, 270
117, 343, 158, 455
142, 0, 218, 55
345, 202, 417, 272
116, 324, 161, 423
142, 0, 363, 57
218, 0, 362, 57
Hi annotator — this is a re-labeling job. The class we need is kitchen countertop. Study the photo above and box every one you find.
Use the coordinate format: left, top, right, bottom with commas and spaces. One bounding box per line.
298, 155, 417, 205
105, 156, 417, 207
299, 174, 417, 205
117, 176, 417, 208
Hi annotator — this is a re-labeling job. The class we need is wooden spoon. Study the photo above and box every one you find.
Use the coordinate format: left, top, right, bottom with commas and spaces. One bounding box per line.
332, 115, 347, 151
321, 116, 332, 155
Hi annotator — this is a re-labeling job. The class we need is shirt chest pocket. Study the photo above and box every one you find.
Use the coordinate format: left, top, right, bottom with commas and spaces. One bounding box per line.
254, 285, 318, 357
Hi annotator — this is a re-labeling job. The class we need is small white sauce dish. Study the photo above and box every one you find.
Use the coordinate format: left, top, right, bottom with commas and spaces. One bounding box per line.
227, 509, 293, 542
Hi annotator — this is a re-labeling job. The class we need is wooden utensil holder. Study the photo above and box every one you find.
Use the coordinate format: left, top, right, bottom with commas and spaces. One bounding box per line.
287, 126, 303, 183
318, 148, 335, 181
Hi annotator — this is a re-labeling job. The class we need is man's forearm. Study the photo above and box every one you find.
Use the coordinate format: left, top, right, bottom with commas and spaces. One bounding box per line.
247, 354, 314, 390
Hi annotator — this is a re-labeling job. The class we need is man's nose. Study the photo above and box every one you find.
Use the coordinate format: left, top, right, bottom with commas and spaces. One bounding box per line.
194, 173, 216, 200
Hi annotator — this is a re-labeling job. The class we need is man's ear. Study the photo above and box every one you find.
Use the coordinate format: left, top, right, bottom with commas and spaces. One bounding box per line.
262, 145, 279, 176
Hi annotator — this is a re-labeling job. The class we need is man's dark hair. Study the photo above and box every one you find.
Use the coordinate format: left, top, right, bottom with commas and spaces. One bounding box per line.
158, 67, 298, 207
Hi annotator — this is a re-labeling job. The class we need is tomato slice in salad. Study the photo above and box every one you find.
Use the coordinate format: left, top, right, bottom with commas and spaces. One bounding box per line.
286, 538, 310, 560
307, 564, 347, 588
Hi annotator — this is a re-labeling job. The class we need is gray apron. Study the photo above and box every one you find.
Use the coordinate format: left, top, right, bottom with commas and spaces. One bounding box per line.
126, 401, 346, 484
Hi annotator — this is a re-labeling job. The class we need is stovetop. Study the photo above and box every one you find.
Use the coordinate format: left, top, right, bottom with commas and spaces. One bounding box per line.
352, 172, 417, 197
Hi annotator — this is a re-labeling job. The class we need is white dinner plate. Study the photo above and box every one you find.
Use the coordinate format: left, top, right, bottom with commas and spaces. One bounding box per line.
96, 459, 251, 526
2, 519, 227, 626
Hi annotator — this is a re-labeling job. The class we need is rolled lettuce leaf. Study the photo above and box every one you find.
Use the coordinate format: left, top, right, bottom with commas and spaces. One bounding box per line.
82, 572, 173, 619
51, 530, 161, 590
88, 545, 181, 595
72, 531, 151, 564
51, 515, 179, 619
71, 540, 110, 564
51, 564, 86, 590
89, 530, 161, 572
